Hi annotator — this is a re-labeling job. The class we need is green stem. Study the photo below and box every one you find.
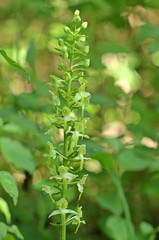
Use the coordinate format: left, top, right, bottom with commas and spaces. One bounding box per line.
61, 159, 68, 240
64, 120, 69, 161
106, 169, 136, 240
61, 37, 75, 240
61, 212, 66, 240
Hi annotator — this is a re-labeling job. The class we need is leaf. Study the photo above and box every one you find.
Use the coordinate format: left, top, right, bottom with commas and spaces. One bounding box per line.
95, 193, 122, 215
92, 152, 113, 169
97, 42, 132, 54
0, 197, 11, 223
145, 0, 159, 8
0, 222, 7, 240
26, 40, 36, 70
0, 137, 35, 174
149, 159, 159, 172
105, 215, 129, 240
134, 24, 159, 43
3, 234, 15, 240
8, 225, 24, 240
0, 49, 30, 80
0, 172, 18, 206
90, 94, 117, 107
140, 221, 154, 235
118, 149, 151, 172
10, 115, 38, 133
49, 209, 76, 218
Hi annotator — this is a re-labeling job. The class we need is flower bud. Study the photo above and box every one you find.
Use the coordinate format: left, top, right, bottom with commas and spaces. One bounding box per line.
73, 10, 81, 22
58, 38, 64, 46
84, 46, 89, 54
57, 198, 68, 209
84, 59, 90, 67
64, 26, 70, 33
80, 36, 86, 42
74, 10, 80, 16
62, 106, 71, 116
81, 22, 88, 29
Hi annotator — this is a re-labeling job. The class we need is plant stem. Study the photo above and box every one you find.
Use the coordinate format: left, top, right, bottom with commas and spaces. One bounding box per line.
61, 138, 68, 240
106, 169, 136, 240
61, 212, 66, 240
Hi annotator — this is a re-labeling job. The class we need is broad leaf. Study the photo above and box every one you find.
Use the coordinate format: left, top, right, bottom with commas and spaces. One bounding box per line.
0, 172, 18, 206
134, 24, 159, 43
95, 193, 122, 215
105, 215, 129, 240
118, 149, 151, 172
92, 152, 113, 169
149, 159, 159, 172
0, 137, 35, 174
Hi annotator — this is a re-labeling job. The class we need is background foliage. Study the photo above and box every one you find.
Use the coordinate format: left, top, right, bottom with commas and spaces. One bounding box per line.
1, 0, 159, 239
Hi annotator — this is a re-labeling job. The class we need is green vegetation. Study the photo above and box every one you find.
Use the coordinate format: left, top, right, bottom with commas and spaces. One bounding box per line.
1, 1, 159, 240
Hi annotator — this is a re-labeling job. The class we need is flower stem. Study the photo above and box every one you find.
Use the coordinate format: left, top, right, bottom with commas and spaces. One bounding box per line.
61, 212, 66, 240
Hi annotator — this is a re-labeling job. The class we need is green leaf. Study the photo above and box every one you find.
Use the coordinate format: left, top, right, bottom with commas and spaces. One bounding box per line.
0, 222, 7, 240
145, 0, 159, 8
0, 49, 30, 80
105, 215, 129, 240
3, 234, 15, 240
134, 24, 159, 42
149, 159, 159, 172
97, 42, 132, 54
90, 94, 117, 107
118, 149, 151, 172
0, 197, 11, 223
92, 152, 113, 169
0, 137, 35, 174
10, 115, 38, 133
140, 221, 154, 235
0, 172, 18, 206
26, 40, 36, 70
95, 193, 122, 215
8, 225, 24, 240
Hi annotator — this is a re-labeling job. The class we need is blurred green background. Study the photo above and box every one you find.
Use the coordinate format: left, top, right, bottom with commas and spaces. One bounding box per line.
1, 0, 159, 239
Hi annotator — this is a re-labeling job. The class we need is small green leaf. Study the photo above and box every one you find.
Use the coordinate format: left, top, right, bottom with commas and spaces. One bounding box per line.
0, 137, 35, 174
0, 49, 30, 81
0, 222, 7, 240
140, 221, 154, 235
8, 225, 24, 240
0, 197, 11, 223
26, 40, 36, 70
0, 172, 18, 206
49, 209, 76, 218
